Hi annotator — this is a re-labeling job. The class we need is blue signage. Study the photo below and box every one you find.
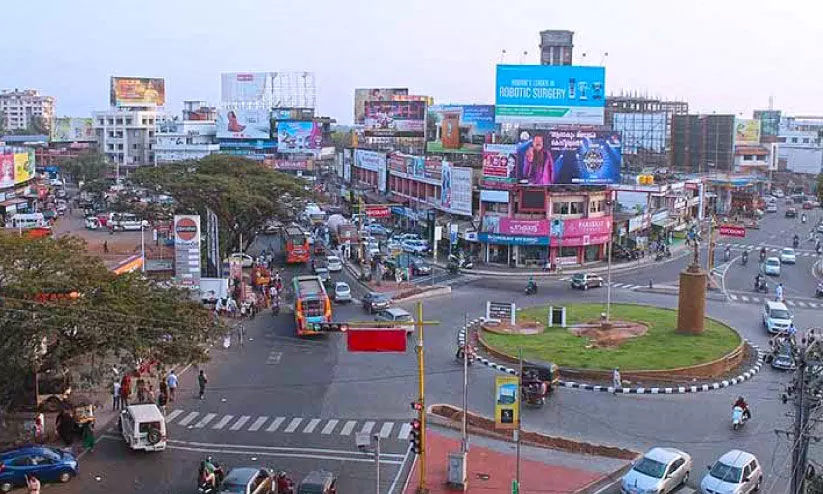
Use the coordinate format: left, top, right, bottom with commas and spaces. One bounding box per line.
495, 65, 605, 126
478, 233, 550, 246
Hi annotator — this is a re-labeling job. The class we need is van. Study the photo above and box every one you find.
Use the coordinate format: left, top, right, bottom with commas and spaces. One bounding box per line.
763, 301, 792, 334
5, 213, 46, 230
119, 404, 167, 452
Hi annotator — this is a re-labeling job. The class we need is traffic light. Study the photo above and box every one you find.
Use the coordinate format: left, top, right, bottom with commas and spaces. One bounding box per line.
410, 418, 422, 454
312, 322, 349, 332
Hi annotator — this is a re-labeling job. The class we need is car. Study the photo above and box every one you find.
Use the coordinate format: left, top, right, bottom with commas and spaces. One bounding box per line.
779, 247, 796, 264
402, 239, 429, 254
772, 189, 785, 198
219, 467, 274, 494
763, 257, 781, 276
765, 203, 778, 213
700, 450, 762, 493
227, 253, 254, 268
263, 220, 281, 234
314, 267, 330, 284
620, 447, 692, 494
297, 470, 338, 494
768, 342, 796, 370
362, 292, 391, 313
785, 207, 797, 218
0, 446, 78, 492
366, 223, 390, 237
119, 403, 167, 452
570, 273, 605, 290
312, 257, 328, 273
803, 200, 814, 210
333, 281, 351, 303
375, 307, 415, 334
763, 301, 792, 334
326, 255, 343, 272
410, 257, 432, 276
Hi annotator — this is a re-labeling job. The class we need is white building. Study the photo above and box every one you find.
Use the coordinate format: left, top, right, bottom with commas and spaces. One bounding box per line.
778, 117, 823, 175
0, 89, 55, 132
92, 108, 158, 171
155, 101, 219, 163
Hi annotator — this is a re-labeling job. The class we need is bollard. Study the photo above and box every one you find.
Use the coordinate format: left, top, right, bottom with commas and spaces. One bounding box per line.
649, 278, 654, 289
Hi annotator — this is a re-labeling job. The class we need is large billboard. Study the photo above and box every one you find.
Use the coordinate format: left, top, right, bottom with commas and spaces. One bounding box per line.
221, 72, 269, 103
110, 77, 165, 107
427, 105, 495, 154
735, 119, 761, 145
354, 149, 387, 193
343, 148, 352, 182
514, 129, 622, 185
354, 88, 408, 124
174, 215, 202, 288
612, 113, 666, 154
216, 109, 272, 140
482, 144, 518, 186
754, 110, 781, 140
276, 121, 321, 154
0, 151, 14, 189
440, 164, 472, 216
0, 148, 35, 188
364, 101, 426, 138
51, 118, 95, 142
495, 65, 605, 125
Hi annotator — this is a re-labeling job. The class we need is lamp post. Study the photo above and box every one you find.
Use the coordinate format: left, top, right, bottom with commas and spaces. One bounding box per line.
606, 195, 615, 322
140, 220, 147, 273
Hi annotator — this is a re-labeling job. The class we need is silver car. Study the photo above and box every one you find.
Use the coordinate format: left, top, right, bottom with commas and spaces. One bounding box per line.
700, 449, 762, 493
622, 447, 692, 494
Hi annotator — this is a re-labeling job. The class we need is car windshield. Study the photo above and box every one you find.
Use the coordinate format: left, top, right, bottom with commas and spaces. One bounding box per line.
371, 294, 389, 301
219, 482, 247, 493
771, 309, 791, 319
767, 259, 780, 266
632, 457, 667, 478
572, 274, 585, 281
709, 462, 742, 483
782, 249, 795, 255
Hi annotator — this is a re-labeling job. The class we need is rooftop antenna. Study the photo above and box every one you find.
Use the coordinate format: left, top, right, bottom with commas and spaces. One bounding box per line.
768, 95, 774, 110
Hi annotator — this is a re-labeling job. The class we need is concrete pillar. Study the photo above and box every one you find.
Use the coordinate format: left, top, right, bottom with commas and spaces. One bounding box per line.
677, 264, 707, 334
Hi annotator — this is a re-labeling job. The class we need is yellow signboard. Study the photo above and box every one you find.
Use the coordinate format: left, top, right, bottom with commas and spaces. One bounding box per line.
110, 77, 166, 107
494, 375, 519, 429
14, 150, 34, 184
735, 119, 761, 145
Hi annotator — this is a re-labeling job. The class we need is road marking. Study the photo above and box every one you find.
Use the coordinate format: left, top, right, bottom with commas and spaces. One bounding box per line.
321, 419, 339, 435
398, 423, 411, 440
787, 300, 797, 306
729, 294, 739, 301
303, 418, 321, 434
266, 417, 285, 432
194, 413, 216, 429
266, 351, 282, 365
797, 301, 808, 308
284, 417, 303, 433
360, 421, 376, 434
248, 416, 268, 432
379, 422, 394, 438
340, 420, 357, 436
212, 415, 234, 430
166, 410, 184, 422
229, 415, 251, 431
741, 295, 750, 302
178, 412, 199, 427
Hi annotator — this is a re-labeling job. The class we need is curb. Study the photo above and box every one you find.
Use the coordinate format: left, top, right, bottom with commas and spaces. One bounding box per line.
459, 318, 765, 395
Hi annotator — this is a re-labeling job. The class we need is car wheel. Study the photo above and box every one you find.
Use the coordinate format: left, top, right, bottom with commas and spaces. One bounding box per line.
681, 470, 689, 486
58, 471, 72, 483
1, 482, 12, 493
598, 281, 603, 287
754, 476, 762, 491
583, 284, 588, 291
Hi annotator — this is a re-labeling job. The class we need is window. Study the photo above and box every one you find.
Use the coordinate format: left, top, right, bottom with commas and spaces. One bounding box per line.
803, 138, 810, 144
589, 200, 604, 213
553, 202, 569, 214
570, 201, 584, 214
116, 118, 123, 125
778, 137, 787, 143
117, 144, 123, 150
98, 119, 104, 125
125, 118, 132, 125
792, 137, 798, 143
108, 131, 114, 138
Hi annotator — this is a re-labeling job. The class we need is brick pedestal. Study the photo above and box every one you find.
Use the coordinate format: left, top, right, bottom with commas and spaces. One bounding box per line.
677, 265, 707, 334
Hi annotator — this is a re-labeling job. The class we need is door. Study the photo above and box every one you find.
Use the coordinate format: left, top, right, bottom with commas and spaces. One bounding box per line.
29, 454, 58, 482
6, 455, 34, 486
741, 463, 753, 492
664, 459, 685, 492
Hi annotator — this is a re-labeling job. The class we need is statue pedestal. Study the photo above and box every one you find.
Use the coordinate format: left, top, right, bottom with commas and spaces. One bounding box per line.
677, 264, 707, 335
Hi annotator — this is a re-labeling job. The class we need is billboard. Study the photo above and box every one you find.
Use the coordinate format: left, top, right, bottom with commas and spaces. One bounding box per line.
426, 105, 495, 154
0, 151, 14, 189
735, 119, 761, 145
514, 129, 622, 185
494, 375, 519, 429
51, 118, 95, 142
754, 110, 781, 140
354, 88, 408, 124
221, 72, 269, 103
174, 215, 202, 288
444, 166, 472, 216
612, 112, 666, 154
110, 77, 165, 107
364, 101, 426, 138
354, 149, 387, 193
2, 148, 35, 186
216, 109, 272, 140
482, 144, 518, 185
343, 149, 352, 182
495, 65, 605, 125
276, 121, 321, 154
264, 157, 312, 171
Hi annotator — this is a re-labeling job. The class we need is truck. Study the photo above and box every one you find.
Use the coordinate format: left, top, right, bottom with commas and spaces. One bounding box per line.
199, 277, 229, 307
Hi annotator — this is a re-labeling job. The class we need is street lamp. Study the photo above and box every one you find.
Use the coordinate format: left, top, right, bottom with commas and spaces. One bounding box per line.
140, 220, 148, 273
605, 194, 615, 322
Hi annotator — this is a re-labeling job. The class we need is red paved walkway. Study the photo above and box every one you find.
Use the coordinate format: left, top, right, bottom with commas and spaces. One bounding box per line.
405, 430, 602, 494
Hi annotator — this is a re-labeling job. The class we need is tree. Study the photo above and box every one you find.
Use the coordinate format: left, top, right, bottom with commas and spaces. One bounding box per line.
131, 155, 312, 253
63, 151, 109, 184
330, 129, 352, 149
0, 233, 223, 412
816, 172, 823, 204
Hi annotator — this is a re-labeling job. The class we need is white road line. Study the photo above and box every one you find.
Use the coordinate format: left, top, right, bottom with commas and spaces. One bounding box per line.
321, 419, 339, 435
194, 413, 216, 429
212, 415, 234, 430
302, 418, 321, 434
741, 295, 750, 302
360, 421, 376, 434
178, 412, 199, 427
378, 422, 394, 438
729, 294, 739, 300
797, 301, 808, 308
284, 418, 303, 433
340, 420, 357, 436
397, 423, 411, 440
248, 416, 268, 432
166, 410, 184, 422
229, 415, 251, 431
266, 417, 285, 432
787, 300, 797, 306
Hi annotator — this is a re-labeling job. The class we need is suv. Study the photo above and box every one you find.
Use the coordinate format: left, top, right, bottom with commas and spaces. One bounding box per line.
375, 307, 415, 334
362, 292, 391, 313
763, 301, 792, 334
119, 404, 167, 452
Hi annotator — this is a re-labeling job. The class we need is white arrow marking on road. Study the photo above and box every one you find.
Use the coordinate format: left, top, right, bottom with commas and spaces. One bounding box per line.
398, 423, 411, 440
212, 415, 234, 430
284, 418, 303, 433
166, 410, 184, 422
340, 420, 357, 436
194, 413, 216, 429
321, 419, 338, 435
378, 422, 394, 438
302, 418, 321, 434
178, 412, 199, 427
266, 417, 285, 432
248, 416, 268, 432
229, 416, 251, 431
360, 421, 375, 434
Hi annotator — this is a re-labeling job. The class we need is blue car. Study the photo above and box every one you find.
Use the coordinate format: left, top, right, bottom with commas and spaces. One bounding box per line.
0, 446, 78, 492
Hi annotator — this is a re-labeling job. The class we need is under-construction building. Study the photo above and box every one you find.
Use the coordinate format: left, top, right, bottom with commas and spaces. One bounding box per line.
539, 30, 574, 66
671, 114, 735, 173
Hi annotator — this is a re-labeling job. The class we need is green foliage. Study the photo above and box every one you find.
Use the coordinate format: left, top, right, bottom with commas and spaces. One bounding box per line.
817, 173, 823, 203
63, 151, 109, 183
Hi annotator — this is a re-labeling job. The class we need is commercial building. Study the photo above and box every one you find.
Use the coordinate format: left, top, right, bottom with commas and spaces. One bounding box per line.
156, 101, 219, 163
606, 94, 688, 170
0, 89, 55, 133
777, 116, 823, 175
92, 108, 158, 171
670, 114, 735, 173
539, 30, 574, 66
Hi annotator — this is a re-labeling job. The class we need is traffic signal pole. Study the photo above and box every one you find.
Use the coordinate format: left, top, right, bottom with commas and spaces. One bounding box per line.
416, 301, 428, 494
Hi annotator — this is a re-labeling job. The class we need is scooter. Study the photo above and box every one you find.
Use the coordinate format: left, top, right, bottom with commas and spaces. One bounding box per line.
197, 459, 225, 494
732, 406, 748, 430
456, 345, 476, 365
754, 278, 768, 293
271, 299, 280, 316
741, 252, 749, 266
793, 237, 800, 248
525, 282, 538, 295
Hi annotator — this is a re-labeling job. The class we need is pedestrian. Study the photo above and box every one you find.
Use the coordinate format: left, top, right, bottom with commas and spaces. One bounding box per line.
112, 379, 121, 410
776, 282, 784, 302
147, 384, 156, 405
120, 373, 132, 407
136, 378, 146, 403
166, 370, 178, 402
236, 322, 246, 347
157, 390, 168, 415
54, 410, 73, 446
197, 370, 208, 400
81, 422, 95, 452
612, 367, 622, 394
103, 240, 108, 254
26, 474, 40, 494
159, 379, 168, 398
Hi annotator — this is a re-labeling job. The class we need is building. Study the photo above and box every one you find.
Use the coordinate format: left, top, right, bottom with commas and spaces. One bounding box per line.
539, 30, 574, 66
0, 89, 55, 133
606, 94, 688, 170
155, 101, 219, 163
777, 116, 823, 175
670, 114, 735, 173
92, 108, 158, 172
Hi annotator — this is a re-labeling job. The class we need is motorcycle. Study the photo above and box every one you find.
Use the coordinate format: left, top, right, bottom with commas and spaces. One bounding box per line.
197, 458, 225, 494
759, 250, 767, 262
274, 472, 295, 494
754, 278, 768, 293
525, 282, 538, 295
741, 252, 749, 266
271, 298, 280, 316
732, 406, 749, 430
455, 345, 476, 365
816, 282, 823, 298
522, 382, 547, 407
793, 236, 800, 248
724, 248, 731, 262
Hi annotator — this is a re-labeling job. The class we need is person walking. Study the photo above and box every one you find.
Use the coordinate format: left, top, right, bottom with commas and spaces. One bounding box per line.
166, 370, 178, 402
26, 474, 40, 494
157, 390, 168, 415
103, 241, 108, 254
776, 282, 784, 302
612, 368, 622, 394
197, 370, 208, 400
112, 379, 121, 411
81, 422, 95, 453
147, 384, 156, 405
120, 373, 132, 407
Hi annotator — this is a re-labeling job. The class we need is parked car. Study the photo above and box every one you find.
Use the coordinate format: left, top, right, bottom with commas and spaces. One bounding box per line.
570, 273, 605, 290
227, 253, 254, 268
763, 257, 781, 276
375, 307, 415, 334
620, 447, 692, 494
119, 403, 167, 452
0, 446, 78, 492
765, 203, 778, 213
362, 292, 391, 313
785, 207, 797, 218
333, 282, 351, 303
218, 467, 274, 494
326, 255, 343, 273
763, 301, 793, 334
402, 239, 429, 254
297, 470, 338, 494
700, 450, 762, 493
366, 223, 390, 237
803, 200, 815, 210
410, 257, 432, 276
779, 247, 797, 264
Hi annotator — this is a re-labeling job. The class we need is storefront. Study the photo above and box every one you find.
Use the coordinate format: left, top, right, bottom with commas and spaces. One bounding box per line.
549, 216, 612, 266
478, 232, 549, 267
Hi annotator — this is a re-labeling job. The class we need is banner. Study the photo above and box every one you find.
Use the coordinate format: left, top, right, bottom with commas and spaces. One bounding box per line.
216, 109, 272, 140
174, 215, 202, 288
0, 152, 14, 188
427, 105, 495, 154
514, 129, 622, 185
440, 162, 453, 210
354, 88, 408, 124
495, 65, 605, 125
221, 72, 269, 104
447, 166, 472, 216
51, 118, 95, 142
735, 119, 761, 145
482, 144, 518, 184
494, 375, 519, 429
110, 77, 165, 107
364, 101, 426, 137
276, 121, 321, 153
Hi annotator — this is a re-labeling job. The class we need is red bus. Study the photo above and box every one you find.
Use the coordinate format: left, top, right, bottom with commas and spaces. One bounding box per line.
282, 225, 310, 264
293, 275, 332, 336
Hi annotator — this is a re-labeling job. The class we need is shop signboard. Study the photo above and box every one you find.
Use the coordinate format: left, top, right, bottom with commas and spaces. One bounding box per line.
174, 214, 202, 288
366, 206, 391, 219
494, 375, 519, 429
264, 157, 311, 171
478, 233, 549, 246
480, 190, 509, 203
719, 224, 746, 238
514, 129, 622, 185
483, 217, 549, 237
628, 214, 649, 233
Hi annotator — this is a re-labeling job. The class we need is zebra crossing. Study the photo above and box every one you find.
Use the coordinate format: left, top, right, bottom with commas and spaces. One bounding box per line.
727, 292, 823, 309
608, 282, 645, 291
717, 242, 818, 256
164, 409, 411, 441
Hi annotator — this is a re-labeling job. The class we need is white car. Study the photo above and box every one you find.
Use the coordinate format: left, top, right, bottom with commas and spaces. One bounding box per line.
334, 281, 351, 303
763, 257, 781, 276
227, 253, 254, 268
621, 447, 692, 494
779, 248, 796, 264
402, 239, 429, 254
765, 203, 777, 213
326, 255, 343, 272
700, 450, 762, 493
119, 404, 167, 452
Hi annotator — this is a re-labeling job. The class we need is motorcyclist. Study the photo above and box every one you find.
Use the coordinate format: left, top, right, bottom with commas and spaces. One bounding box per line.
724, 246, 731, 261
742, 250, 749, 264
274, 472, 294, 494
526, 276, 537, 294
793, 234, 800, 247
759, 247, 767, 261
199, 458, 217, 489
754, 273, 764, 290
733, 396, 751, 420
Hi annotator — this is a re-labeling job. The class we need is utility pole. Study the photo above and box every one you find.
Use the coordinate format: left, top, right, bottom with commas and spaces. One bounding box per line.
515, 349, 523, 491
461, 313, 469, 453
416, 301, 429, 494
791, 354, 809, 494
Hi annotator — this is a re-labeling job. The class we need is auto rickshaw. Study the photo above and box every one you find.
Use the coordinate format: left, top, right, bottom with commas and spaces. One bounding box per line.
66, 394, 96, 429
521, 362, 560, 407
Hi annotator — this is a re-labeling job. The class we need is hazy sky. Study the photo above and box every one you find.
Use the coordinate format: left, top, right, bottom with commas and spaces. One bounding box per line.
3, 0, 820, 124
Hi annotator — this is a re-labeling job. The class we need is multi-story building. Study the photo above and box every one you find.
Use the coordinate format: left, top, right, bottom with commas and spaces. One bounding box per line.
538, 30, 574, 66
777, 116, 823, 175
0, 89, 55, 133
92, 108, 158, 171
670, 114, 735, 173
606, 94, 688, 170
155, 101, 219, 163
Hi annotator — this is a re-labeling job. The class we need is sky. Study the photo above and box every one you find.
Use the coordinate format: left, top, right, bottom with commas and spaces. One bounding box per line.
3, 0, 821, 124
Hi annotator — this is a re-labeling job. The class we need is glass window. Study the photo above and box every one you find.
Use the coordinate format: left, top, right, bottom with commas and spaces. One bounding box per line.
559, 246, 577, 257
570, 202, 584, 214
553, 202, 569, 214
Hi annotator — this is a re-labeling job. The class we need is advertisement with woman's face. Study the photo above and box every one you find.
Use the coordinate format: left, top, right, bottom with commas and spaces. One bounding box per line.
515, 130, 622, 185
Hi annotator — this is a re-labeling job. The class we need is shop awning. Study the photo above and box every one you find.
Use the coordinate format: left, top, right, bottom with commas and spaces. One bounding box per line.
0, 198, 29, 208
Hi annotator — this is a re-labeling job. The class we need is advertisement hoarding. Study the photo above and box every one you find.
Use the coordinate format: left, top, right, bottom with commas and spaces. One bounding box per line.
14, 151, 34, 184
735, 119, 761, 145
51, 118, 95, 142
495, 65, 605, 125
494, 375, 519, 429
482, 144, 518, 185
221, 73, 269, 103
483, 217, 549, 236
0, 151, 14, 189
364, 101, 426, 138
612, 112, 666, 154
426, 105, 495, 154
514, 129, 622, 185
174, 215, 202, 288
354, 88, 409, 124
272, 108, 315, 121
276, 121, 321, 153
264, 157, 311, 171
442, 165, 472, 216
110, 77, 165, 107
343, 149, 352, 182
354, 149, 387, 193
216, 109, 272, 140
719, 224, 746, 238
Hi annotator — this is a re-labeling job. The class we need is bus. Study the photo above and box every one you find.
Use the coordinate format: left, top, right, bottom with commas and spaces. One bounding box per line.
282, 224, 310, 264
293, 275, 332, 336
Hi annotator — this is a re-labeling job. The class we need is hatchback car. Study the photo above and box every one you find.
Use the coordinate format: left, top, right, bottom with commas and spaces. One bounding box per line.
570, 273, 605, 290
297, 469, 337, 494
402, 239, 429, 254
218, 467, 273, 494
375, 307, 415, 334
769, 342, 796, 370
765, 203, 777, 213
785, 207, 797, 218
621, 447, 692, 494
763, 301, 792, 334
0, 446, 78, 492
700, 450, 762, 493
410, 257, 432, 276
362, 292, 391, 313
763, 257, 781, 276
227, 253, 254, 268
333, 282, 351, 303
326, 255, 343, 272
779, 248, 796, 264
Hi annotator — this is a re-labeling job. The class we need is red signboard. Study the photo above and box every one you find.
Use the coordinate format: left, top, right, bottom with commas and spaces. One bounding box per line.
366, 207, 391, 219
346, 329, 407, 352
718, 224, 746, 238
